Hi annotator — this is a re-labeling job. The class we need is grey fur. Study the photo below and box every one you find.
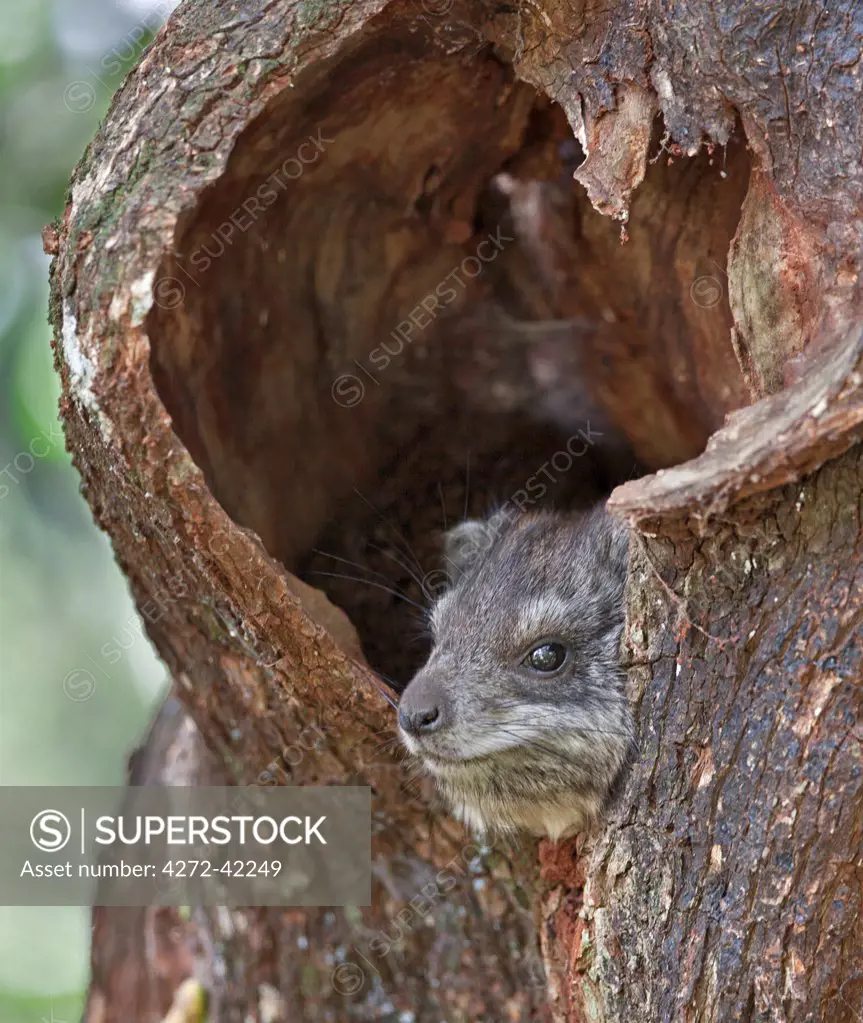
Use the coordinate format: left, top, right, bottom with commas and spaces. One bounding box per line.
399, 503, 634, 840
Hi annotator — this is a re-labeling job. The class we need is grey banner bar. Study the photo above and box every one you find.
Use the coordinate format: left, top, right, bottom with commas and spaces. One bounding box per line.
0, 786, 370, 906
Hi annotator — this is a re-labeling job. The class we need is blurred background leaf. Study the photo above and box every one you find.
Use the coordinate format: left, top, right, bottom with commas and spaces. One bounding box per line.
0, 2, 179, 1019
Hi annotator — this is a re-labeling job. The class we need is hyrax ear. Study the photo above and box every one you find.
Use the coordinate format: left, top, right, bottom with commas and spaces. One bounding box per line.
443, 508, 514, 581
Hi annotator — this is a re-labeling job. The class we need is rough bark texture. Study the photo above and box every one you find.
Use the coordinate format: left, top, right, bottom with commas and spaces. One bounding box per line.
45, 0, 863, 1020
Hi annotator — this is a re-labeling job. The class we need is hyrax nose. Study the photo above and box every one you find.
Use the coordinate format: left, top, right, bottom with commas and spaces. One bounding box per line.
399, 704, 441, 735
398, 674, 447, 737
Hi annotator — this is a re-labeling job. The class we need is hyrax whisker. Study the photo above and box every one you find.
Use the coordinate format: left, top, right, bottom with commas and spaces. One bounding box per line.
307, 571, 426, 613
495, 728, 579, 766
489, 707, 633, 742
366, 541, 429, 593
372, 668, 403, 692
310, 547, 396, 585
351, 486, 426, 576
372, 737, 402, 755
497, 720, 634, 744
437, 481, 448, 534
348, 660, 400, 711
462, 451, 471, 521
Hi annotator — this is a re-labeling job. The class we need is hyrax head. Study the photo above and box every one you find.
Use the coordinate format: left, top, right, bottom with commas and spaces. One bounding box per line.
398, 504, 634, 839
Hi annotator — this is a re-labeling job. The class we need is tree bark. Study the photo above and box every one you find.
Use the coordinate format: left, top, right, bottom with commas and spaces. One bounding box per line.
46, 0, 863, 1020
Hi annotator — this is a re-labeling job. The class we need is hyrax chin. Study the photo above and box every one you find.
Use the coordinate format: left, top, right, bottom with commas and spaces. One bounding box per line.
398, 503, 634, 841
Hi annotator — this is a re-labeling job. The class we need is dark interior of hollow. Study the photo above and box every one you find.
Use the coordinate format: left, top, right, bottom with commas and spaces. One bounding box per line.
148, 35, 753, 688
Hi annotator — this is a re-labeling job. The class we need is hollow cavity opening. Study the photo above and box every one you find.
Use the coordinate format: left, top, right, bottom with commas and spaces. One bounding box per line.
148, 35, 752, 684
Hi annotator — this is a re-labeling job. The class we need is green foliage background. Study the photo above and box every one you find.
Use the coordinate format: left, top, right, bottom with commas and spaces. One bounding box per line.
0, 2, 175, 1019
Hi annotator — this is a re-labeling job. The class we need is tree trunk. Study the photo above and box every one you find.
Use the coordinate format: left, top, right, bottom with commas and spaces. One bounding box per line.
46, 0, 863, 1020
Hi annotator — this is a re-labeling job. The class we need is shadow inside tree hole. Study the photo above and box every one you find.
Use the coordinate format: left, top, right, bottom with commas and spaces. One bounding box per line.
148, 33, 752, 686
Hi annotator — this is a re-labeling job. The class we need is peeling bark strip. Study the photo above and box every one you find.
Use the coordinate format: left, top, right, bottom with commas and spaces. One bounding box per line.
46, 0, 863, 1020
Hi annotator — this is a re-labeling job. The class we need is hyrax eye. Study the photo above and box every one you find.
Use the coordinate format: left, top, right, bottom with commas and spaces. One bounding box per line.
523, 642, 568, 672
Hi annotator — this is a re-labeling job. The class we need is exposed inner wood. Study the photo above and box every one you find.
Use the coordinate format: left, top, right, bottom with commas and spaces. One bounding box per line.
148, 33, 752, 684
